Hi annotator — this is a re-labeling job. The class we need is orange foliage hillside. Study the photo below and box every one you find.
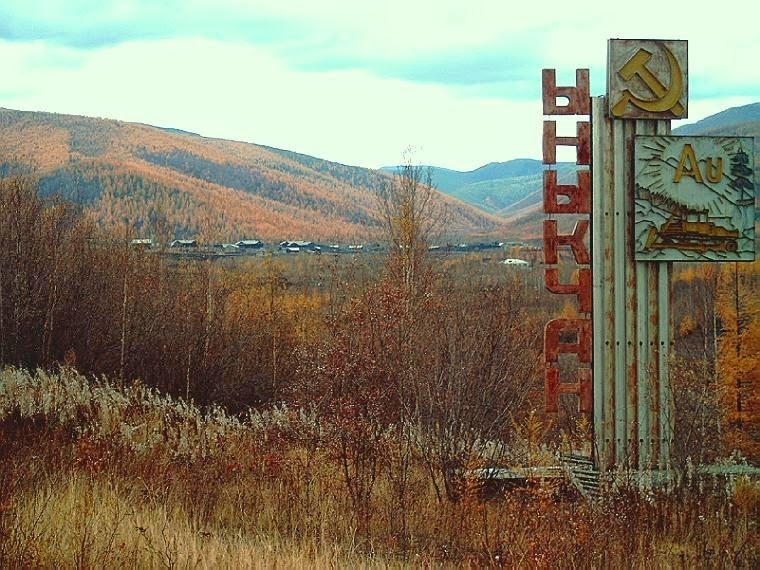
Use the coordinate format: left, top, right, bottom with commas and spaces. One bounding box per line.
0, 108, 506, 242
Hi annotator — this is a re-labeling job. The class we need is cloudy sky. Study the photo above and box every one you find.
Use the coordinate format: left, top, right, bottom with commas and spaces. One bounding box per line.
1, 1, 757, 171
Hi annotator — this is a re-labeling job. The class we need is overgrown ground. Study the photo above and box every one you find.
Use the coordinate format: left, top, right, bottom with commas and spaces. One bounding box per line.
1, 171, 758, 567
1, 367, 757, 568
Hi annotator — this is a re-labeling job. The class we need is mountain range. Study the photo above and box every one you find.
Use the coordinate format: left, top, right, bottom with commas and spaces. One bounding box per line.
381, 160, 579, 217
411, 102, 760, 237
0, 102, 757, 242
403, 102, 759, 208
0, 108, 504, 243
672, 102, 760, 137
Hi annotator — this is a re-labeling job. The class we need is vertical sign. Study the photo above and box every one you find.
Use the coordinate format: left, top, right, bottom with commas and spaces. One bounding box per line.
593, 38, 689, 470
541, 69, 592, 414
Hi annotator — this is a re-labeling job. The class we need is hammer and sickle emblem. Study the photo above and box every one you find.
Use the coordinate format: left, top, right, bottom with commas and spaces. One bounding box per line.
611, 46, 684, 117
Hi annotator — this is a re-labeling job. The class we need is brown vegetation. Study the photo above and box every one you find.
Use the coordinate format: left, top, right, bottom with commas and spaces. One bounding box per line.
673, 262, 760, 463
0, 171, 758, 566
1, 367, 757, 567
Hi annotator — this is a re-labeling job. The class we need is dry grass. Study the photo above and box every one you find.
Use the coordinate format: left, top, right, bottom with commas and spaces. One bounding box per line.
3, 474, 401, 569
1, 366, 758, 568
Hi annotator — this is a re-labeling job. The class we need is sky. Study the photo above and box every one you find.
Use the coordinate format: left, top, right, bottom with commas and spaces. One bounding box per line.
0, 1, 758, 171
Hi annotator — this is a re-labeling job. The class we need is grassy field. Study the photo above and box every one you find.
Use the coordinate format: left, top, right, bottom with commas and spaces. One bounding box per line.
1, 367, 757, 568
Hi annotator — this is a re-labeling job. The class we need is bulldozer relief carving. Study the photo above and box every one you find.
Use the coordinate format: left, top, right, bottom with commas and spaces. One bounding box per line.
634, 136, 755, 262
644, 207, 740, 253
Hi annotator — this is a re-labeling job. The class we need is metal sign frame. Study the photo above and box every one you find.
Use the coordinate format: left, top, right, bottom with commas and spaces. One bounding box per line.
634, 135, 755, 262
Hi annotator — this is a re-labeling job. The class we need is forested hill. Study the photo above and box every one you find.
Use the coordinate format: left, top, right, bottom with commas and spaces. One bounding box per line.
673, 102, 760, 138
383, 160, 578, 215
0, 108, 504, 242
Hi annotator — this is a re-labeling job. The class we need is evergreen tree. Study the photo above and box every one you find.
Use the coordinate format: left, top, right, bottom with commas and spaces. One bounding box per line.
729, 148, 754, 198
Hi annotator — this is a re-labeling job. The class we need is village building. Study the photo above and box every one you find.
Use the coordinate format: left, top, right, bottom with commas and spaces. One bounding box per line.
235, 239, 263, 250
500, 258, 530, 267
170, 239, 197, 248
279, 240, 321, 253
129, 238, 153, 250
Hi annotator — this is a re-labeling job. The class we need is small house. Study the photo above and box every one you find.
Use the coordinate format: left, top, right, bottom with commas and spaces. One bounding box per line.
130, 238, 153, 250
280, 240, 320, 253
236, 239, 263, 250
500, 258, 530, 267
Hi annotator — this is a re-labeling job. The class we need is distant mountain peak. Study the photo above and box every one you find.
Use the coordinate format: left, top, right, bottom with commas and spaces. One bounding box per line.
674, 102, 760, 135
150, 125, 202, 137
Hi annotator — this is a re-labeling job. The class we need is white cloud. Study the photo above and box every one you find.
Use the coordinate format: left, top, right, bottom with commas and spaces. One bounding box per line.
0, 1, 757, 169
0, 38, 542, 170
